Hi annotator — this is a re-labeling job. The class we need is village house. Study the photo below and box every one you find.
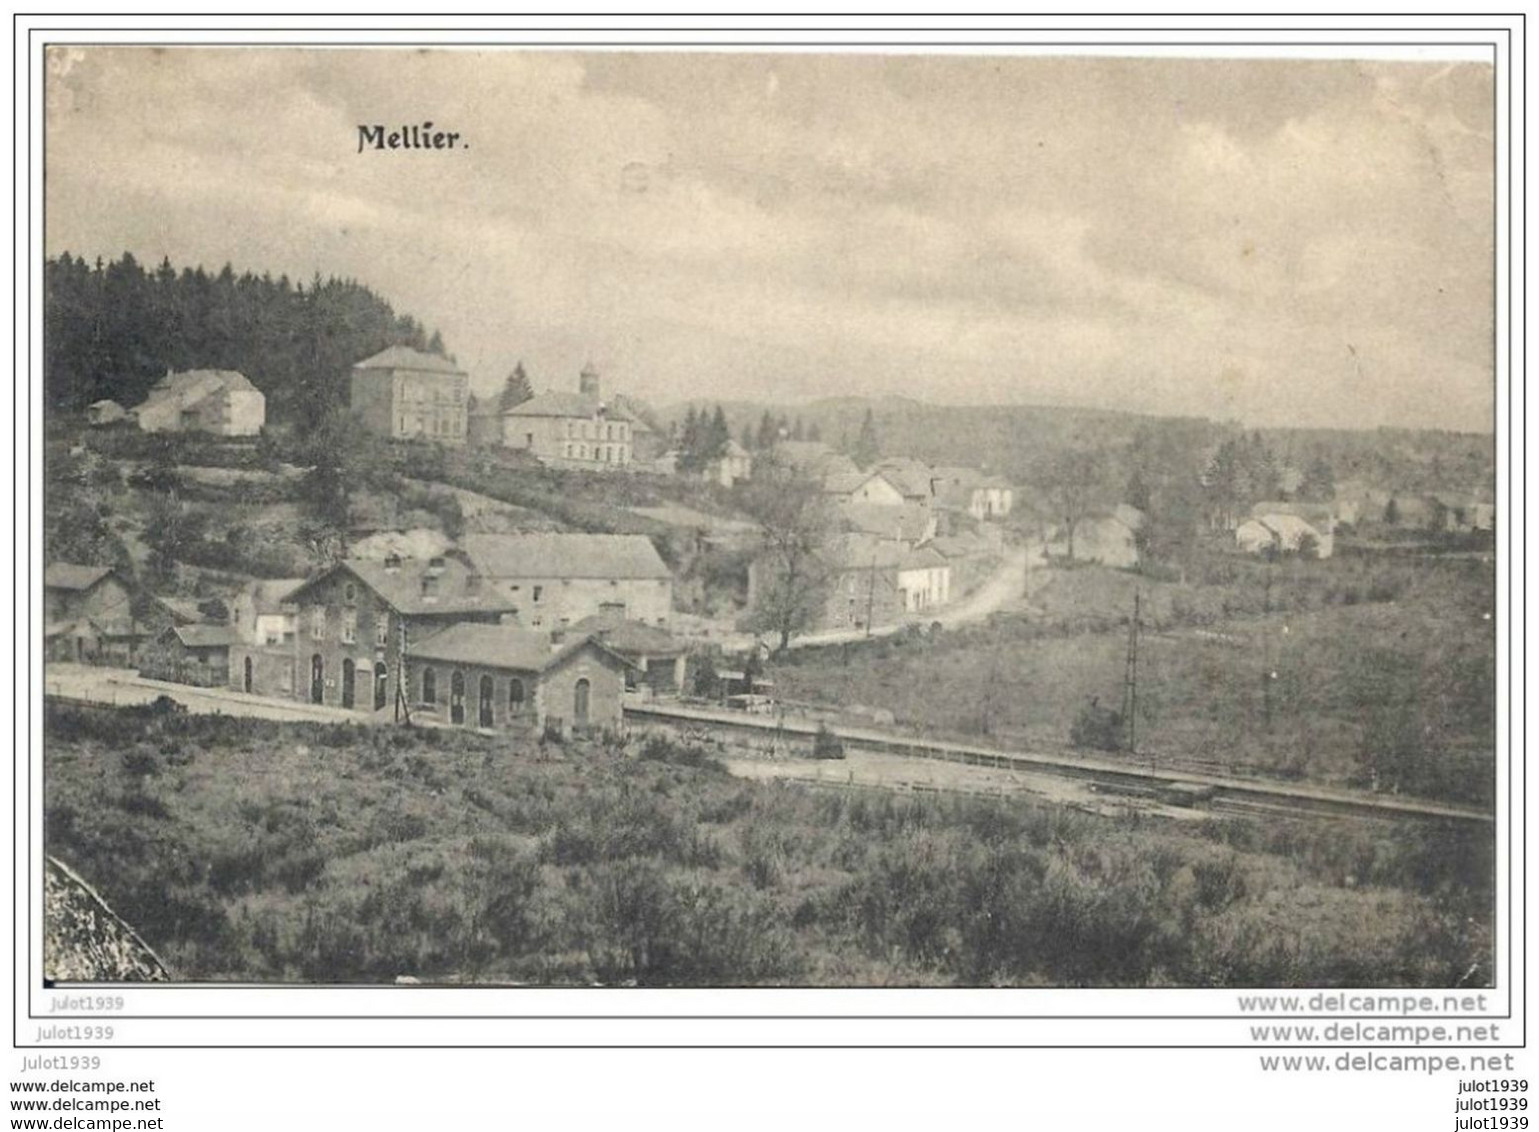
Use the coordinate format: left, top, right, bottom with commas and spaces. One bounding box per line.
931, 530, 1000, 594
1428, 493, 1496, 534
44, 563, 161, 666
273, 552, 516, 714
131, 370, 266, 437
403, 622, 630, 734
496, 365, 639, 468
771, 440, 859, 480
459, 533, 674, 629
1235, 512, 1331, 559
1245, 501, 1337, 557
701, 439, 753, 487
934, 466, 1014, 520
349, 346, 469, 445
570, 613, 689, 698
753, 533, 953, 634
226, 578, 306, 696
140, 623, 240, 688
824, 468, 938, 545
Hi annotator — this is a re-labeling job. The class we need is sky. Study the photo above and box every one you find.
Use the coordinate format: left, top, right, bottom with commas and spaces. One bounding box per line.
44, 48, 1496, 431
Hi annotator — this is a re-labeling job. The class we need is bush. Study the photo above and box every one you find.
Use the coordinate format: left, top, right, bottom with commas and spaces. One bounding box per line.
1070, 699, 1124, 752
812, 724, 845, 760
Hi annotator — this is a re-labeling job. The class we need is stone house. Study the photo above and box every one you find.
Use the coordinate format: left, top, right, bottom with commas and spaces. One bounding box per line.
349, 346, 469, 445
1235, 513, 1330, 559
497, 365, 639, 467
131, 370, 266, 437
44, 564, 151, 665
273, 553, 516, 714
570, 614, 689, 697
404, 622, 630, 734
701, 439, 753, 487
141, 624, 239, 688
460, 533, 674, 629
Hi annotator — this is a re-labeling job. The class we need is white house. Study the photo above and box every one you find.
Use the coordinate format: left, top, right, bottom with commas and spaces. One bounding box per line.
1236, 513, 1331, 559
132, 370, 266, 437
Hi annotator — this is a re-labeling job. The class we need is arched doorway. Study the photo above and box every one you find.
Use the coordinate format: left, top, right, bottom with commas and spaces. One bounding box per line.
341, 659, 356, 709
310, 654, 324, 704
374, 663, 389, 711
573, 678, 591, 727
243, 656, 253, 693
478, 675, 494, 728
450, 670, 465, 725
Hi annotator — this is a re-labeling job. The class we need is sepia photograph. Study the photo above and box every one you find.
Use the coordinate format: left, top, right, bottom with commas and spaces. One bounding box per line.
39, 45, 1497, 990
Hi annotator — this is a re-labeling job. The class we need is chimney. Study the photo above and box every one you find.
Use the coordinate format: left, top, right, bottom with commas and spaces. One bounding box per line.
579, 363, 601, 399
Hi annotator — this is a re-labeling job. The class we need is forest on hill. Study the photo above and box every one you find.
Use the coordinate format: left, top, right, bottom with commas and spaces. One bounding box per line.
44, 252, 450, 429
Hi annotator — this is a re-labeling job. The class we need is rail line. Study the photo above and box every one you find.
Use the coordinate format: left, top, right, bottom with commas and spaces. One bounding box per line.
624, 702, 1493, 826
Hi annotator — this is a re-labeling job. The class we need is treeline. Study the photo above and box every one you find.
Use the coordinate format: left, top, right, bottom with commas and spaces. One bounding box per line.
44, 252, 448, 429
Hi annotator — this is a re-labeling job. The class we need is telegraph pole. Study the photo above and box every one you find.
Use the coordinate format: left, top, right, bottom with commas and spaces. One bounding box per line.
1122, 589, 1140, 758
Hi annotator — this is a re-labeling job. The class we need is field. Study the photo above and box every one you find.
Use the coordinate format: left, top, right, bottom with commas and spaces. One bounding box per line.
44, 701, 1490, 988
769, 552, 1496, 806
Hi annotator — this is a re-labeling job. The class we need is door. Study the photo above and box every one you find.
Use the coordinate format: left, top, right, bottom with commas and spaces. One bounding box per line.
243, 656, 253, 693
374, 663, 389, 711
310, 654, 324, 704
341, 659, 355, 708
450, 670, 465, 725
478, 675, 494, 728
573, 678, 591, 727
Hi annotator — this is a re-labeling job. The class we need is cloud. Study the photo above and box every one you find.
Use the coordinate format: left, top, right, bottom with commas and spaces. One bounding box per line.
44, 50, 1495, 431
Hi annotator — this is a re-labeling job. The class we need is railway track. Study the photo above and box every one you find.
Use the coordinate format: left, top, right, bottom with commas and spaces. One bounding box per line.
625, 701, 1493, 826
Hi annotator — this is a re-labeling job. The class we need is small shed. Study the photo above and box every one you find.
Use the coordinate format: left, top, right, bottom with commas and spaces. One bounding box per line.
140, 624, 239, 687
87, 399, 127, 426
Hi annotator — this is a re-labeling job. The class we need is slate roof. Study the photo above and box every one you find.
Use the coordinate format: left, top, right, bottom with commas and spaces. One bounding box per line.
240, 578, 307, 610
44, 563, 114, 591
460, 533, 671, 580
503, 391, 640, 422
411, 623, 632, 672
352, 347, 465, 375
134, 370, 259, 416
570, 615, 686, 657
167, 624, 240, 649
289, 557, 518, 618
838, 502, 931, 543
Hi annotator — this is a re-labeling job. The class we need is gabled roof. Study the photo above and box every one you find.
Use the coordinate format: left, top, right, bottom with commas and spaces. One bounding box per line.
900, 546, 948, 571
823, 470, 902, 498
874, 457, 936, 498
1249, 513, 1322, 542
135, 370, 258, 413
44, 563, 114, 592
570, 615, 686, 657
461, 533, 671, 580
504, 391, 640, 422
931, 533, 985, 558
352, 347, 465, 375
411, 623, 632, 672
1250, 500, 1335, 525
166, 624, 240, 649
289, 557, 518, 618
838, 502, 931, 544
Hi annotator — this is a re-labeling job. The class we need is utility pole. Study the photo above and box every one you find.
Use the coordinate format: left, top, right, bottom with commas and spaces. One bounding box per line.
396, 618, 412, 725
865, 553, 878, 637
1261, 568, 1273, 736
1121, 589, 1140, 758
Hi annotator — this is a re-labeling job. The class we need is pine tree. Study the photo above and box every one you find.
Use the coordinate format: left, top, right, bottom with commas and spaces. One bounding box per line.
500, 362, 535, 412
852, 408, 880, 469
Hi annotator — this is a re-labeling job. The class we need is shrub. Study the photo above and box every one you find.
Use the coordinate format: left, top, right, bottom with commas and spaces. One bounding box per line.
812, 724, 845, 760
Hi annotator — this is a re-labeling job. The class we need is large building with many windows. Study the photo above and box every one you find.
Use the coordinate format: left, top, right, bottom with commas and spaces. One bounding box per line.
497, 365, 639, 467
349, 346, 469, 445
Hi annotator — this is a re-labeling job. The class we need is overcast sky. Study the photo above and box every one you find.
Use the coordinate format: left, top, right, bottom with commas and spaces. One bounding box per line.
45, 49, 1495, 431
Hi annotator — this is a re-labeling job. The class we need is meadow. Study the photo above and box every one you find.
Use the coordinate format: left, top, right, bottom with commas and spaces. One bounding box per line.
45, 701, 1490, 987
770, 552, 1496, 806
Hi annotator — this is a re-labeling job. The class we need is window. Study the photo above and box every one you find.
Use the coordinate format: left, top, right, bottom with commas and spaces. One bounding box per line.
343, 583, 357, 605
422, 667, 437, 704
508, 678, 525, 714
532, 586, 543, 603
340, 610, 357, 644
311, 608, 325, 640
375, 612, 390, 647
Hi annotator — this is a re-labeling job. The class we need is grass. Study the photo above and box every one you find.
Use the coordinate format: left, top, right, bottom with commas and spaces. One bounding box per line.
44, 701, 1491, 987
770, 554, 1495, 806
